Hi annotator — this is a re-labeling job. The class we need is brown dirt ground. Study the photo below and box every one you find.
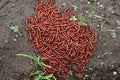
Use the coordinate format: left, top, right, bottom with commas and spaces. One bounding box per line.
0, 0, 120, 80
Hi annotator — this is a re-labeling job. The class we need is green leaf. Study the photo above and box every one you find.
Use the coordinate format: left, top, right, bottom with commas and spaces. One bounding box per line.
40, 74, 54, 79
70, 16, 77, 21
31, 71, 42, 76
35, 74, 53, 80
9, 25, 19, 33
35, 75, 42, 80
17, 54, 51, 68
94, 0, 97, 3
72, 5, 78, 11
90, 11, 96, 17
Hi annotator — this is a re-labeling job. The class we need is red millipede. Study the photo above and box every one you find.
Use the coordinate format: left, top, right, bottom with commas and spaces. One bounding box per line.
25, 0, 98, 79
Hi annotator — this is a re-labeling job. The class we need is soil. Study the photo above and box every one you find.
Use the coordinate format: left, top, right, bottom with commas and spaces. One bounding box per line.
0, 0, 120, 80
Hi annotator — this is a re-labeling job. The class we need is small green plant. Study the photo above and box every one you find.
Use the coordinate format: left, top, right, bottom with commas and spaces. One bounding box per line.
90, 11, 104, 19
9, 25, 19, 33
32, 71, 55, 80
17, 54, 56, 80
70, 16, 77, 21
78, 14, 87, 26
70, 15, 87, 26
31, 71, 43, 76
72, 5, 78, 11
31, 71, 56, 80
93, 0, 97, 3
17, 54, 51, 68
35, 74, 54, 80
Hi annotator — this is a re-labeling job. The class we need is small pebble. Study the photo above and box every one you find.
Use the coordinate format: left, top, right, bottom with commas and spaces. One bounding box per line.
92, 77, 95, 80
12, 4, 15, 7
13, 38, 17, 42
116, 21, 120, 25
111, 65, 114, 68
104, 52, 108, 55
97, 25, 100, 27
27, 66, 33, 69
109, 52, 113, 55
62, 3, 65, 6
97, 2, 100, 5
15, 34, 19, 38
106, 14, 110, 17
83, 77, 86, 79
85, 75, 88, 77
69, 70, 73, 75
97, 55, 100, 58
100, 62, 104, 66
111, 32, 117, 38
87, 2, 90, 4
99, 5, 104, 8
103, 43, 107, 46
84, 10, 89, 14
117, 26, 120, 29
94, 20, 98, 22
5, 40, 8, 43
113, 71, 117, 75
99, 18, 103, 21
111, 11, 114, 14
89, 67, 93, 70
6, 35, 9, 38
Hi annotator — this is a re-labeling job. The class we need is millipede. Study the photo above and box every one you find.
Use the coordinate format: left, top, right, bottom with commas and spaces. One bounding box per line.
25, 0, 98, 79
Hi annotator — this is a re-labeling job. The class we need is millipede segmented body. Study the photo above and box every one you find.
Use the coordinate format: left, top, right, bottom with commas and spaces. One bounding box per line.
25, 0, 98, 78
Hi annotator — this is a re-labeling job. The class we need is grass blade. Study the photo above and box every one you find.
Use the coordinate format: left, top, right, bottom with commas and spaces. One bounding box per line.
34, 74, 54, 80
40, 74, 54, 79
35, 75, 42, 80
17, 54, 51, 68
70, 16, 77, 21
31, 71, 42, 76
